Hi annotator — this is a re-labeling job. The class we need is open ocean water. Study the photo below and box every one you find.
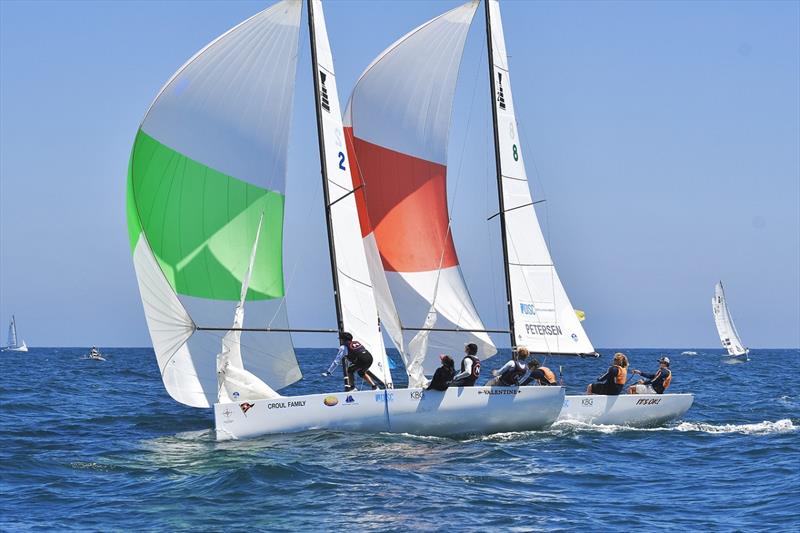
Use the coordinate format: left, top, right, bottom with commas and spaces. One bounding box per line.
1, 347, 797, 531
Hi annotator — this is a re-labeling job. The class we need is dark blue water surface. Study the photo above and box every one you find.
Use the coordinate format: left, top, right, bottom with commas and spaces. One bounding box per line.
1, 347, 797, 531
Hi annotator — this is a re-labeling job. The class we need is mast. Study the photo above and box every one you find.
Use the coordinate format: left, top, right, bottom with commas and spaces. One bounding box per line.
307, 0, 344, 337
485, 0, 516, 349
308, 0, 351, 389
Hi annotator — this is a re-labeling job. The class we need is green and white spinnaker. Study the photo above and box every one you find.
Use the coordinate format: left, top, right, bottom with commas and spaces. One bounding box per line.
127, 2, 303, 407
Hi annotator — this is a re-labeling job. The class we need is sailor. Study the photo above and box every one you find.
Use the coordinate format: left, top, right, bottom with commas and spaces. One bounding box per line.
487, 347, 529, 386
586, 352, 628, 395
520, 358, 558, 386
426, 355, 456, 391
322, 332, 385, 392
451, 343, 481, 387
628, 356, 672, 394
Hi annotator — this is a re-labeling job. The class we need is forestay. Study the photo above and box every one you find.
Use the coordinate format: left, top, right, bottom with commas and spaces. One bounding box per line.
713, 281, 747, 356
309, 0, 393, 387
487, 0, 593, 355
344, 0, 497, 384
127, 1, 303, 407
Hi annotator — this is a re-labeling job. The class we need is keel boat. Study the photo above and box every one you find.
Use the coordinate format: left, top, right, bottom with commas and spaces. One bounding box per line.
343, 0, 692, 428
128, 0, 566, 440
1, 316, 28, 352
558, 393, 694, 427
713, 281, 749, 362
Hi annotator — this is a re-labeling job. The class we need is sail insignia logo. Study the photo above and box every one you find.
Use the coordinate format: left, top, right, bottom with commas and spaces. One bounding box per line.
497, 72, 506, 109
320, 71, 331, 112
520, 303, 535, 315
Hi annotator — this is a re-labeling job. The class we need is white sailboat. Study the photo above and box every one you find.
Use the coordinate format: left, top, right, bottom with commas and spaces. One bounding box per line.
340, 0, 691, 428
713, 281, 749, 362
128, 0, 564, 440
1, 316, 28, 352
477, 0, 693, 427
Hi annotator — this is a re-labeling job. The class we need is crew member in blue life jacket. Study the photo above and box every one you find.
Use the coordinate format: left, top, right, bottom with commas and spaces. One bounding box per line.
322, 332, 385, 392
628, 356, 672, 394
519, 358, 558, 386
586, 352, 628, 395
486, 347, 529, 386
427, 354, 455, 391
451, 343, 481, 387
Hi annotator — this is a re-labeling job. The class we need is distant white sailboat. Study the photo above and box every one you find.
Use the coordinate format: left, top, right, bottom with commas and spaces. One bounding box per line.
713, 281, 749, 362
1, 316, 28, 352
87, 347, 106, 361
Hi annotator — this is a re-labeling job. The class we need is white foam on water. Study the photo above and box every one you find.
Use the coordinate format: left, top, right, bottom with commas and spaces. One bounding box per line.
673, 419, 796, 435
548, 418, 797, 435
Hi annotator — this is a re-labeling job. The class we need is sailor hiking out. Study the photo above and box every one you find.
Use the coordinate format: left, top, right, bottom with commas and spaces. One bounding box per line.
520, 358, 558, 386
629, 356, 672, 394
323, 332, 385, 392
487, 347, 530, 386
451, 343, 481, 387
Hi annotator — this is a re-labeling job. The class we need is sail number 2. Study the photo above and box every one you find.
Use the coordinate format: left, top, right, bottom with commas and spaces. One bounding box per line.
338, 152, 346, 170
512, 144, 518, 161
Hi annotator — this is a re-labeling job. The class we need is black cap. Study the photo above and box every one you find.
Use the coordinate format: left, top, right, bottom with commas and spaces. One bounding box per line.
339, 332, 353, 343
465, 343, 478, 355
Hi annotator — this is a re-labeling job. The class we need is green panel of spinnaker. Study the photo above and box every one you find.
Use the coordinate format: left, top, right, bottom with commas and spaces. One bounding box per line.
126, 129, 285, 301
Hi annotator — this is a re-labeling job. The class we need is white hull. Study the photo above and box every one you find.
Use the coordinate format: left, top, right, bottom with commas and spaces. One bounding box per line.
2, 341, 27, 352
215, 386, 565, 440
558, 394, 694, 427
723, 350, 749, 363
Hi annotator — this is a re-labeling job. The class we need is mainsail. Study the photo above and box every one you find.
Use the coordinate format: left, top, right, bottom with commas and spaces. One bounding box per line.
127, 1, 303, 407
7, 317, 17, 348
308, 0, 393, 387
486, 0, 593, 355
344, 0, 497, 383
713, 281, 747, 356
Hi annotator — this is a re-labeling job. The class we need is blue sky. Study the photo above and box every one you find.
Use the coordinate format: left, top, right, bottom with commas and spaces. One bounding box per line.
1, 0, 798, 348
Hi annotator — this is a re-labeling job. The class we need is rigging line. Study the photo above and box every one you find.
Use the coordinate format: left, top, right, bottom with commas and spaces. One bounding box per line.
327, 185, 363, 208
401, 327, 510, 333
265, 167, 323, 328
201, 329, 303, 366
197, 327, 337, 333
486, 199, 546, 221
336, 269, 372, 290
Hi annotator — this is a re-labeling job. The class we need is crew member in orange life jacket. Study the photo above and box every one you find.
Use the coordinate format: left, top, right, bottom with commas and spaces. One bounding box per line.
451, 343, 481, 387
322, 332, 385, 392
520, 358, 558, 386
586, 352, 628, 395
628, 356, 672, 394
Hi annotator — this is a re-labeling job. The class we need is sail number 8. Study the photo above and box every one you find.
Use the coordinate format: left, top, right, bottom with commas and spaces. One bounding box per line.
512, 144, 518, 161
